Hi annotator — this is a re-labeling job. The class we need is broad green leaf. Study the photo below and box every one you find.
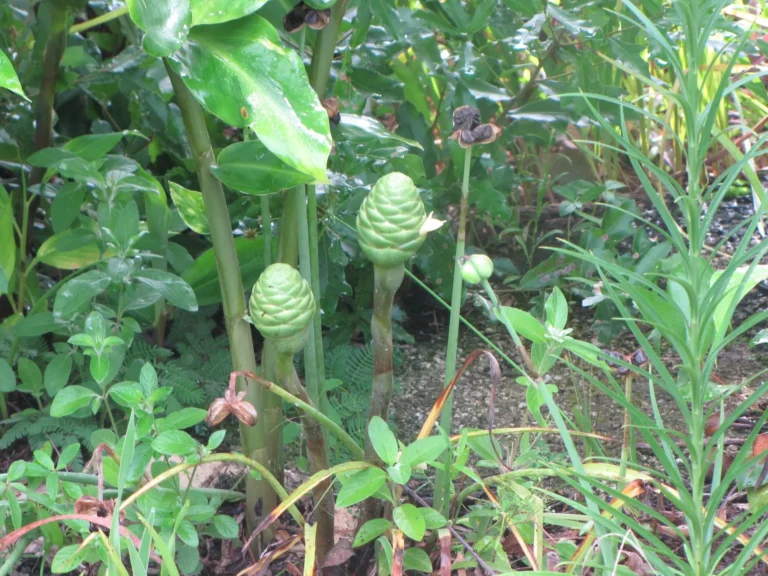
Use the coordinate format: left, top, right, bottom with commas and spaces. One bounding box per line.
751, 328, 768, 347
419, 507, 447, 529
109, 382, 145, 408
63, 133, 125, 161
134, 269, 198, 311
353, 519, 392, 547
169, 13, 331, 182
211, 140, 314, 195
169, 181, 209, 234
0, 49, 27, 100
90, 354, 110, 385
51, 183, 86, 234
393, 504, 425, 541
156, 407, 207, 431
51, 386, 98, 417
57, 443, 81, 470
0, 358, 16, 393
207, 429, 226, 450
368, 416, 398, 466
403, 547, 432, 572
0, 185, 15, 294
52, 544, 91, 573
386, 461, 411, 485
152, 430, 198, 456
37, 230, 106, 270
127, 0, 191, 57
34, 449, 55, 470
545, 286, 568, 330
17, 357, 43, 395
7, 461, 25, 481
336, 467, 388, 507
7, 491, 20, 529
337, 114, 422, 149
139, 363, 158, 398
15, 312, 58, 337
53, 270, 111, 320
183, 237, 269, 305
402, 436, 449, 467
45, 354, 73, 397
502, 307, 545, 343
212, 515, 239, 539
190, 0, 268, 26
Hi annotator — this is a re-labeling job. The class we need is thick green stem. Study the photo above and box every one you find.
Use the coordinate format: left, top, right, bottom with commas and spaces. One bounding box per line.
0, 535, 31, 576
360, 264, 404, 523
306, 186, 328, 417
30, 3, 67, 186
261, 197, 272, 267
164, 61, 274, 548
275, 352, 334, 564
307, 1, 347, 97
278, 190, 300, 266
434, 146, 472, 512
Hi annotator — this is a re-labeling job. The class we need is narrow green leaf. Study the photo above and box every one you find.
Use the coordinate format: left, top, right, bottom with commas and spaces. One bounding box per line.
169, 181, 209, 234
503, 307, 546, 343
57, 443, 81, 470
136, 513, 180, 576
337, 114, 422, 149
0, 49, 27, 100
0, 185, 16, 293
17, 357, 43, 395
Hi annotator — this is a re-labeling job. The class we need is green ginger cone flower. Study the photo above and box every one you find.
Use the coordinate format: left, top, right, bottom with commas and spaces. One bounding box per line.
356, 172, 427, 268
249, 263, 315, 354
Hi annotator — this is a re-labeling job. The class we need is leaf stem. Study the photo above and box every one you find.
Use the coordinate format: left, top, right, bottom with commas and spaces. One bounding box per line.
70, 6, 130, 34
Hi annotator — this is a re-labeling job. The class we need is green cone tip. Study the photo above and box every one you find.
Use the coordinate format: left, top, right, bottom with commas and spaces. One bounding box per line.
356, 172, 427, 268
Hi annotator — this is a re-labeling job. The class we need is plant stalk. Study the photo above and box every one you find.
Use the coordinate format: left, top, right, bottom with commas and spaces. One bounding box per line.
306, 186, 328, 418
164, 61, 274, 549
275, 352, 334, 564
434, 146, 472, 512
619, 373, 633, 480
307, 1, 347, 97
30, 2, 67, 186
360, 264, 404, 523
70, 6, 129, 34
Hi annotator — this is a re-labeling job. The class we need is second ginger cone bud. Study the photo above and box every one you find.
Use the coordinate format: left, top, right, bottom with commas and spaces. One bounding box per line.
249, 263, 315, 354
356, 172, 427, 269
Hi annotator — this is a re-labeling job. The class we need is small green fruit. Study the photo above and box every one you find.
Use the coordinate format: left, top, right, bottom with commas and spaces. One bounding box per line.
249, 263, 315, 354
460, 254, 494, 285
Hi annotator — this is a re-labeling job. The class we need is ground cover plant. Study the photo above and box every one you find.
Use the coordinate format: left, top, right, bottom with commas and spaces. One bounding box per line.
2, 0, 768, 574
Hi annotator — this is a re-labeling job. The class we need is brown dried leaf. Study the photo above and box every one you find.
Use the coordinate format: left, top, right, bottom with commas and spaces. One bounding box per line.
322, 538, 355, 568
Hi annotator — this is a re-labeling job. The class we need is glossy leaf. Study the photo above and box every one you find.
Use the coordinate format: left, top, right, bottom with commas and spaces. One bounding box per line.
393, 504, 425, 541
127, 0, 191, 57
190, 0, 268, 26
402, 436, 449, 467
169, 13, 331, 182
53, 270, 112, 321
304, 0, 338, 8
183, 237, 269, 306
337, 114, 422, 149
51, 386, 98, 417
368, 416, 398, 466
134, 269, 198, 311
0, 185, 15, 295
37, 230, 105, 270
0, 358, 16, 393
0, 49, 27, 100
90, 355, 110, 385
169, 181, 209, 233
353, 519, 392, 547
211, 140, 314, 195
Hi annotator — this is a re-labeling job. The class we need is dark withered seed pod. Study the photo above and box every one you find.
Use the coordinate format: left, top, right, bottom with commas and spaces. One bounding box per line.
284, 9, 306, 33
472, 123, 498, 143
617, 365, 630, 376
453, 105, 481, 132
306, 8, 331, 30
631, 349, 648, 366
